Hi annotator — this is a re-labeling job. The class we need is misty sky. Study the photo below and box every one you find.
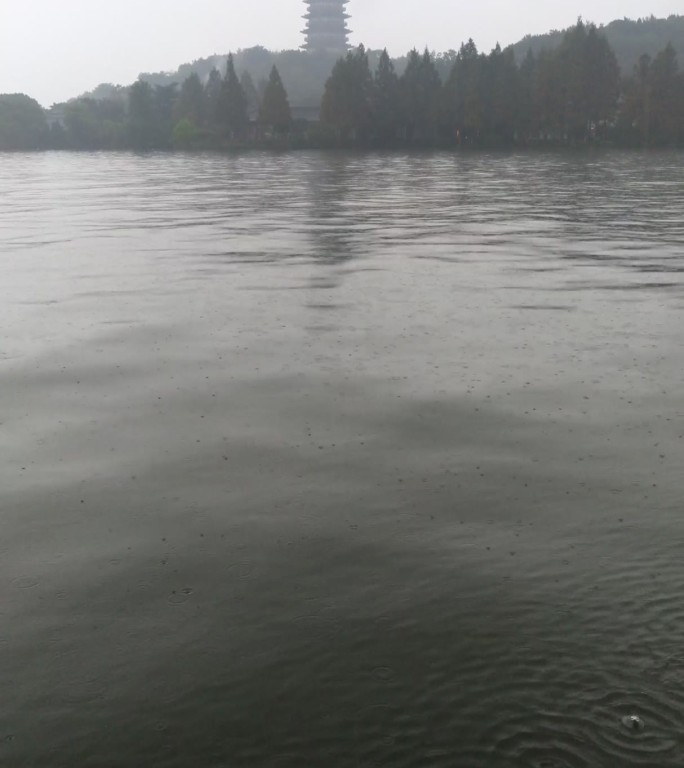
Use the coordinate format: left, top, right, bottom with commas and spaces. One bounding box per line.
0, 0, 681, 106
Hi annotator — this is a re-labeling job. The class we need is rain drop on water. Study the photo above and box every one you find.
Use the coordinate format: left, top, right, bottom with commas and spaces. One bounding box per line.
621, 714, 645, 732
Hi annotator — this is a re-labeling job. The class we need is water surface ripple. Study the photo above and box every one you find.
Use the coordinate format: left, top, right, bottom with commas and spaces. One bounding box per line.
1, 151, 683, 767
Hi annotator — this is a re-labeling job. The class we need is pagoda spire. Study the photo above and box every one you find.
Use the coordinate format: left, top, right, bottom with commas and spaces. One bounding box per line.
302, 0, 351, 55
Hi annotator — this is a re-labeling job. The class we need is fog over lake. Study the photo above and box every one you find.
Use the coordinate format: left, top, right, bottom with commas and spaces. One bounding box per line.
1, 150, 683, 767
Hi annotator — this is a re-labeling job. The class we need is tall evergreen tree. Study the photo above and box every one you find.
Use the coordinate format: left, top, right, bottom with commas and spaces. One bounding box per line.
153, 84, 178, 147
649, 44, 682, 145
484, 44, 520, 143
240, 71, 260, 120
622, 53, 655, 145
535, 47, 566, 139
517, 49, 539, 141
205, 67, 223, 129
260, 65, 292, 134
372, 49, 400, 142
443, 40, 486, 143
583, 24, 620, 135
400, 49, 442, 142
176, 73, 206, 126
321, 45, 373, 141
217, 54, 248, 137
128, 79, 156, 149
554, 20, 619, 140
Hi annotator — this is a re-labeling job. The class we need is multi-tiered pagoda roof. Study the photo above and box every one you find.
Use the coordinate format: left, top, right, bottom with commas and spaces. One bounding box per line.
302, 0, 350, 55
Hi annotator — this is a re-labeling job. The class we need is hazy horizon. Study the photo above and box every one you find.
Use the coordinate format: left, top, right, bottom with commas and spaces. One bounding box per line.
0, 0, 681, 106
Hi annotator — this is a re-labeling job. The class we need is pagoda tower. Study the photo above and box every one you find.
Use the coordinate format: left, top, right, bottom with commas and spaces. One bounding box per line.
302, 0, 351, 55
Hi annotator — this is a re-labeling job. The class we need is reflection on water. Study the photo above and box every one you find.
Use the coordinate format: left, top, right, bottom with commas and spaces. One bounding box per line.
1, 150, 683, 767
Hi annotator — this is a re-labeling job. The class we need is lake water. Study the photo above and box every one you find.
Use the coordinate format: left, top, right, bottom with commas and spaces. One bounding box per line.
1, 150, 683, 767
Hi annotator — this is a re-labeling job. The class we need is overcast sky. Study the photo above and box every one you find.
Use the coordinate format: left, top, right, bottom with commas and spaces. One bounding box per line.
0, 0, 680, 106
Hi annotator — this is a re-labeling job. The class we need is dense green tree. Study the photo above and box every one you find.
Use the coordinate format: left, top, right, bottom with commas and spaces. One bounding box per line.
584, 25, 621, 134
64, 97, 126, 149
88, 83, 127, 101
176, 73, 205, 126
0, 94, 48, 150
64, 98, 97, 149
400, 49, 442, 141
47, 121, 67, 149
434, 50, 460, 82
128, 79, 156, 149
126, 81, 176, 149
483, 45, 520, 143
240, 71, 260, 120
553, 20, 619, 140
172, 117, 202, 148
517, 49, 538, 140
443, 40, 486, 143
623, 44, 684, 147
321, 45, 373, 140
259, 66, 291, 134
372, 49, 400, 142
535, 47, 566, 138
620, 54, 654, 144
153, 84, 178, 147
648, 44, 683, 144
205, 67, 223, 128
217, 54, 248, 137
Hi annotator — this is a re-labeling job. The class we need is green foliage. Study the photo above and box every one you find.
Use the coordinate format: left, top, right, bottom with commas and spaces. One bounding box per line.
153, 84, 179, 147
443, 40, 486, 142
0, 94, 48, 150
48, 121, 67, 149
240, 71, 260, 120
128, 79, 156, 149
620, 45, 684, 146
400, 49, 442, 141
260, 66, 291, 134
321, 45, 373, 140
172, 118, 201, 148
372, 49, 400, 142
126, 80, 178, 149
534, 48, 564, 137
483, 45, 520, 143
64, 97, 127, 149
649, 45, 684, 145
552, 20, 620, 139
176, 74, 206, 126
205, 68, 223, 127
216, 54, 248, 137
317, 22, 660, 148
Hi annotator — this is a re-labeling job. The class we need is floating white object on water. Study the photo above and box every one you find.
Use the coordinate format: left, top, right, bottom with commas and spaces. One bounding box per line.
621, 715, 645, 732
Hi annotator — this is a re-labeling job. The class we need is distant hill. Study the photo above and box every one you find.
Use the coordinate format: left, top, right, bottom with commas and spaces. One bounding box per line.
511, 15, 684, 73
137, 48, 344, 110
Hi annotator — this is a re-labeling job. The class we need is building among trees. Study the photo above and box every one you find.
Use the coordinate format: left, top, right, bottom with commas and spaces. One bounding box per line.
302, 0, 350, 55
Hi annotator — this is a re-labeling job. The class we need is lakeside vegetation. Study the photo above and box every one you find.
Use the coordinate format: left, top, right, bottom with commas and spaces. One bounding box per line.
1, 19, 683, 151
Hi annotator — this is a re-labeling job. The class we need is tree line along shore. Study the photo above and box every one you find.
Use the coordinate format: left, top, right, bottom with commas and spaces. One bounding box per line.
1, 21, 683, 152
